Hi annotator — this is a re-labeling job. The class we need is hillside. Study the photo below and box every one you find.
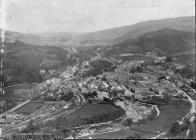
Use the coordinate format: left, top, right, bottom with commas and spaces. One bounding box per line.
76, 16, 195, 44
2, 41, 77, 86
136, 28, 195, 54
104, 28, 195, 56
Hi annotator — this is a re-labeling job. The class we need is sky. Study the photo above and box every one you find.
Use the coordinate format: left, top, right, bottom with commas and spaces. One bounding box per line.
0, 0, 195, 33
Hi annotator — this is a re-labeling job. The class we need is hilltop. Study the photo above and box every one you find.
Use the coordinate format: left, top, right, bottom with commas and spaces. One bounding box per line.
76, 16, 195, 44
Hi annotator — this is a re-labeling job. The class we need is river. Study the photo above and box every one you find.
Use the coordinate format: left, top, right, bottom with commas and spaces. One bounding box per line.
80, 104, 190, 139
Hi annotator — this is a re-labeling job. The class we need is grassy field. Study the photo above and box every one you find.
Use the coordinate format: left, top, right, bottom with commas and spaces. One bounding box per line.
52, 103, 125, 129
70, 103, 123, 118
15, 101, 45, 115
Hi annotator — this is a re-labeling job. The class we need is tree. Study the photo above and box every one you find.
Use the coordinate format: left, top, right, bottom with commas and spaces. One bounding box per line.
169, 122, 181, 135
60, 90, 74, 101
190, 81, 196, 90
122, 118, 133, 128
162, 92, 170, 103
165, 56, 172, 62
147, 106, 157, 120
88, 99, 92, 104
92, 90, 98, 97
101, 75, 107, 81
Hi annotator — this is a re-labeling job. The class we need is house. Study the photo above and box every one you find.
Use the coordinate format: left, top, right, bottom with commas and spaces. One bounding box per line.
39, 69, 46, 75
111, 86, 125, 94
124, 89, 133, 96
154, 56, 166, 63
102, 81, 110, 89
90, 83, 98, 89
48, 92, 54, 97
97, 91, 110, 99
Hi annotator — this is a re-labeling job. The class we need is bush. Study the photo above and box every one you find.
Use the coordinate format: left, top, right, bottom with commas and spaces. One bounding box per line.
169, 122, 181, 135
122, 118, 134, 128
60, 90, 74, 101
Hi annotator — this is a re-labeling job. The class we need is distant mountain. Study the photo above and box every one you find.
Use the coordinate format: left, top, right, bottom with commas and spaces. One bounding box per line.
104, 28, 195, 56
0, 30, 79, 46
1, 30, 42, 44
0, 16, 195, 46
76, 16, 195, 44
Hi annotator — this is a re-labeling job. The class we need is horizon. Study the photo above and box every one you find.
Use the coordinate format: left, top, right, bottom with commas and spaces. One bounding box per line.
0, 0, 195, 33
1, 15, 195, 34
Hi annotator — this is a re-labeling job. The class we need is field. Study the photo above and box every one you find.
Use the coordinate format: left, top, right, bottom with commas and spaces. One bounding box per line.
15, 101, 45, 115
70, 103, 123, 118
53, 103, 125, 129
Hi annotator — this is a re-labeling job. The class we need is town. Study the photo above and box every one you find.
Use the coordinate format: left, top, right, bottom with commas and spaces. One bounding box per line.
0, 51, 195, 139
0, 2, 195, 139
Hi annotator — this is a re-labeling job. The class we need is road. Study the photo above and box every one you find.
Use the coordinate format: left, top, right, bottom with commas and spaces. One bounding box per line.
1, 102, 81, 138
3, 83, 28, 89
75, 92, 86, 105
1, 86, 86, 138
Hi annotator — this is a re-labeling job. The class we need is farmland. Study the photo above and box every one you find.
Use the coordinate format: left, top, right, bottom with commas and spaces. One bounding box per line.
70, 103, 124, 118
15, 101, 45, 115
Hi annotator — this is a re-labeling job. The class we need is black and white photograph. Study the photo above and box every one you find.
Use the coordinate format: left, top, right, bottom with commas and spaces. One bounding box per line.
0, 0, 195, 139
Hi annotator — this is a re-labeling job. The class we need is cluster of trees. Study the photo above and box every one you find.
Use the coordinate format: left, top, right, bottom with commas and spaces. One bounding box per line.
82, 59, 116, 77
122, 106, 157, 129
169, 117, 191, 136
169, 122, 182, 135
143, 94, 170, 105
175, 67, 194, 79
129, 65, 144, 73
190, 81, 196, 90
147, 106, 158, 120
83, 91, 98, 99
122, 118, 134, 128
60, 90, 74, 101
